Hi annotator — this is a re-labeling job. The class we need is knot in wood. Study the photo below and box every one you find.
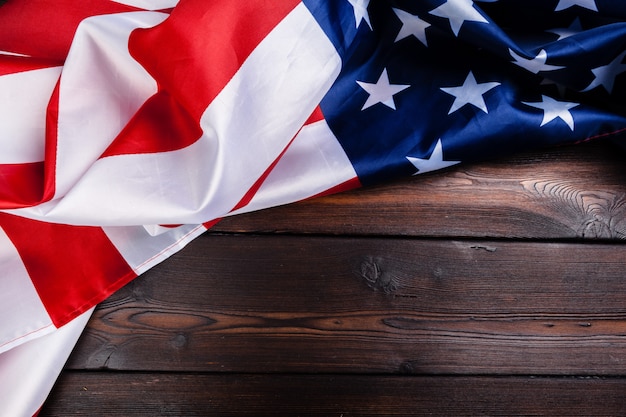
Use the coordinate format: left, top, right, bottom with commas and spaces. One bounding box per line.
400, 361, 416, 374
170, 333, 188, 349
358, 256, 398, 294
524, 179, 626, 239
578, 218, 612, 239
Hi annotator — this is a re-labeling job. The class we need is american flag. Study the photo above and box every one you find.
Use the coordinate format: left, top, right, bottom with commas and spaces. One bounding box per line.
1, 0, 625, 414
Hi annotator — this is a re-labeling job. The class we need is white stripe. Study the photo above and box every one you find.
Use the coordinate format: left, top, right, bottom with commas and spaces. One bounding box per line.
0, 308, 92, 417
230, 119, 358, 215
16, 4, 341, 226
0, 67, 61, 164
109, 0, 179, 9
0, 227, 53, 354
103, 224, 207, 275
0, 51, 30, 57
192, 3, 341, 221
53, 12, 166, 199
44, 138, 225, 224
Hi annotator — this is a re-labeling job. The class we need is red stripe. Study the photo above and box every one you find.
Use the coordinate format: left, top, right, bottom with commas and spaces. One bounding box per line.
0, 162, 44, 209
0, 213, 136, 328
104, 0, 302, 157
0, 75, 60, 209
0, 54, 59, 76
128, 0, 302, 121
100, 91, 202, 157
0, 0, 139, 61
42, 80, 60, 203
304, 105, 325, 125
202, 218, 222, 230
308, 177, 362, 199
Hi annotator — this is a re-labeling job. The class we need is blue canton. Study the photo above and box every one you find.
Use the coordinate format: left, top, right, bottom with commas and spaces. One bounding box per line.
304, 0, 626, 186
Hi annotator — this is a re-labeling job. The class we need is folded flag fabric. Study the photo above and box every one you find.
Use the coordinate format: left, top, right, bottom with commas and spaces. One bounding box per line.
1, 0, 626, 414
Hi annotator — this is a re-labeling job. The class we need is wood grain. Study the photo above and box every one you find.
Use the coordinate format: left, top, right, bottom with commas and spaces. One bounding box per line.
65, 234, 626, 375
214, 142, 626, 239
44, 140, 626, 414
40, 373, 626, 417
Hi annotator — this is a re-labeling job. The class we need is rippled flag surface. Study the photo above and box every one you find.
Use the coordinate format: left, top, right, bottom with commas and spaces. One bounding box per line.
0, 0, 625, 415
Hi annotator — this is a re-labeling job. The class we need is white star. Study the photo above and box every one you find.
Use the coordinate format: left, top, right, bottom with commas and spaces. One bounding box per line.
522, 95, 579, 130
356, 68, 410, 110
582, 50, 626, 93
440, 71, 500, 114
554, 0, 598, 12
407, 139, 461, 175
393, 8, 430, 46
429, 0, 489, 37
547, 17, 583, 40
509, 48, 565, 74
347, 0, 372, 30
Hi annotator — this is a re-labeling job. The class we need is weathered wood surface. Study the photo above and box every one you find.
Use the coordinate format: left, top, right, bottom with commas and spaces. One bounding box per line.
42, 374, 626, 417
41, 142, 626, 416
64, 236, 626, 375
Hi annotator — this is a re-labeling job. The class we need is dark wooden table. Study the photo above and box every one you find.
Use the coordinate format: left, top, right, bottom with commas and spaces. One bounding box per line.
41, 141, 626, 416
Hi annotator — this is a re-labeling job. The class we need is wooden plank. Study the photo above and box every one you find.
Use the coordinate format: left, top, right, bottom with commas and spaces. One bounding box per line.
65, 234, 626, 375
214, 142, 626, 239
40, 373, 626, 416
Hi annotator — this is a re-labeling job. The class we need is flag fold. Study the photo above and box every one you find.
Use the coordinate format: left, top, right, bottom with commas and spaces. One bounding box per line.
1, 0, 626, 415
